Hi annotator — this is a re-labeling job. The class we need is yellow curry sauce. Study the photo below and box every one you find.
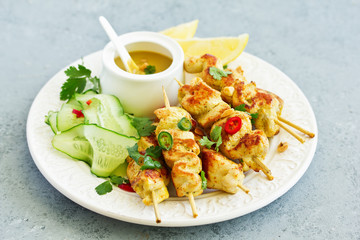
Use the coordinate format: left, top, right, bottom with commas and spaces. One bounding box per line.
114, 51, 173, 75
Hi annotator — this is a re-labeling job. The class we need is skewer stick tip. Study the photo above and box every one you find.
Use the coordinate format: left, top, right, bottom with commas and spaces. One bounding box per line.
175, 78, 184, 87
152, 191, 161, 223
253, 157, 274, 181
188, 193, 198, 218
238, 184, 250, 194
278, 116, 315, 138
162, 86, 171, 109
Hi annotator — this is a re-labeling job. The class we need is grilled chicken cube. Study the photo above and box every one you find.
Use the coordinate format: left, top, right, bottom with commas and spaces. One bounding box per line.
178, 77, 231, 130
154, 107, 192, 136
211, 109, 269, 172
202, 148, 246, 194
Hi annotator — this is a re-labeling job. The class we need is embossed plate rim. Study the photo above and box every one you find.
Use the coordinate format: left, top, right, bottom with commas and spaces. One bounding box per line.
27, 51, 318, 227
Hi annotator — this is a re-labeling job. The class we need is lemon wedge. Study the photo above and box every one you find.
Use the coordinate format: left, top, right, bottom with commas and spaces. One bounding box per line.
160, 20, 199, 40
176, 33, 249, 64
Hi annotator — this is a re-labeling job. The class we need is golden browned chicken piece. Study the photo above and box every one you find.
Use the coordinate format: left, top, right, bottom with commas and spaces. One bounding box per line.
193, 127, 249, 194
178, 77, 231, 131
154, 106, 203, 197
201, 148, 248, 194
184, 54, 284, 137
179, 77, 273, 180
211, 109, 269, 175
127, 135, 170, 206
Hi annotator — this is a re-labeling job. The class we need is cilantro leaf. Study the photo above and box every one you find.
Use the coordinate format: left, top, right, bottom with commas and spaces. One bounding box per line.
144, 65, 156, 74
200, 171, 207, 189
223, 64, 228, 69
210, 126, 223, 151
234, 104, 247, 112
210, 126, 222, 141
127, 143, 143, 164
209, 67, 232, 80
215, 135, 222, 152
64, 65, 91, 78
250, 113, 259, 124
235, 104, 259, 124
199, 135, 222, 151
131, 117, 156, 137
145, 145, 162, 159
127, 143, 162, 170
199, 136, 216, 149
60, 64, 100, 101
95, 180, 113, 195
109, 176, 129, 185
60, 78, 87, 101
140, 156, 162, 170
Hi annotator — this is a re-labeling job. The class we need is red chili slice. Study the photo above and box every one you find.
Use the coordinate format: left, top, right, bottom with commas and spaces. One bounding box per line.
72, 109, 84, 118
224, 116, 242, 134
86, 99, 92, 105
119, 183, 135, 192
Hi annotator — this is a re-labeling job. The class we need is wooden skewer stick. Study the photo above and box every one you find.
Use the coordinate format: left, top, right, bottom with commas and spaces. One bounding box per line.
152, 191, 161, 223
253, 157, 274, 181
162, 86, 198, 218
175, 78, 183, 87
188, 192, 198, 218
238, 184, 250, 194
278, 116, 315, 138
162, 86, 171, 109
274, 119, 305, 144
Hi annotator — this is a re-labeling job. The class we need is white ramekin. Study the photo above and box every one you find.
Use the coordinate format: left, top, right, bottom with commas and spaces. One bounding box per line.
100, 31, 184, 117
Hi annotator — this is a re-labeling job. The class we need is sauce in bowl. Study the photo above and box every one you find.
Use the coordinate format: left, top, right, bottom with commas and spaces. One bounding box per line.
101, 31, 184, 117
114, 51, 173, 75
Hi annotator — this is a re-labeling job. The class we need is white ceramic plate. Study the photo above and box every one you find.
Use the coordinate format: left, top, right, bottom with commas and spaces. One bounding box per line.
27, 51, 318, 227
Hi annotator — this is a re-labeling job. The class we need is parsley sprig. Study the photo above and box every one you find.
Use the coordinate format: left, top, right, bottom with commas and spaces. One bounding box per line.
209, 67, 232, 80
95, 175, 129, 195
127, 143, 162, 170
199, 126, 223, 151
144, 65, 156, 74
131, 117, 156, 137
60, 64, 100, 101
234, 104, 259, 124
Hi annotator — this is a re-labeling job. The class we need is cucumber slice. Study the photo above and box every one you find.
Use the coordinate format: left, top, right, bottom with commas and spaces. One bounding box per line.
76, 94, 139, 138
52, 124, 93, 165
111, 161, 129, 178
52, 124, 137, 177
45, 111, 59, 134
48, 111, 59, 134
83, 89, 98, 95
56, 99, 84, 132
115, 114, 139, 138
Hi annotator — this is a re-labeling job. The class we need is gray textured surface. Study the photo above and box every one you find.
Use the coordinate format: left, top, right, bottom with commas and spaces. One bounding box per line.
1, 0, 359, 239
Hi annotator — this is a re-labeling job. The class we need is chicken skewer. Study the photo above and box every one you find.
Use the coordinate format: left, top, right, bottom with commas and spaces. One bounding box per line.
184, 54, 315, 142
153, 87, 203, 217
126, 135, 170, 223
178, 77, 273, 180
193, 129, 250, 194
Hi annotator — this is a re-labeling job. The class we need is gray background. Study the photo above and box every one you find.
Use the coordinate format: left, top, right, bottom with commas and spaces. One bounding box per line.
1, 0, 359, 239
